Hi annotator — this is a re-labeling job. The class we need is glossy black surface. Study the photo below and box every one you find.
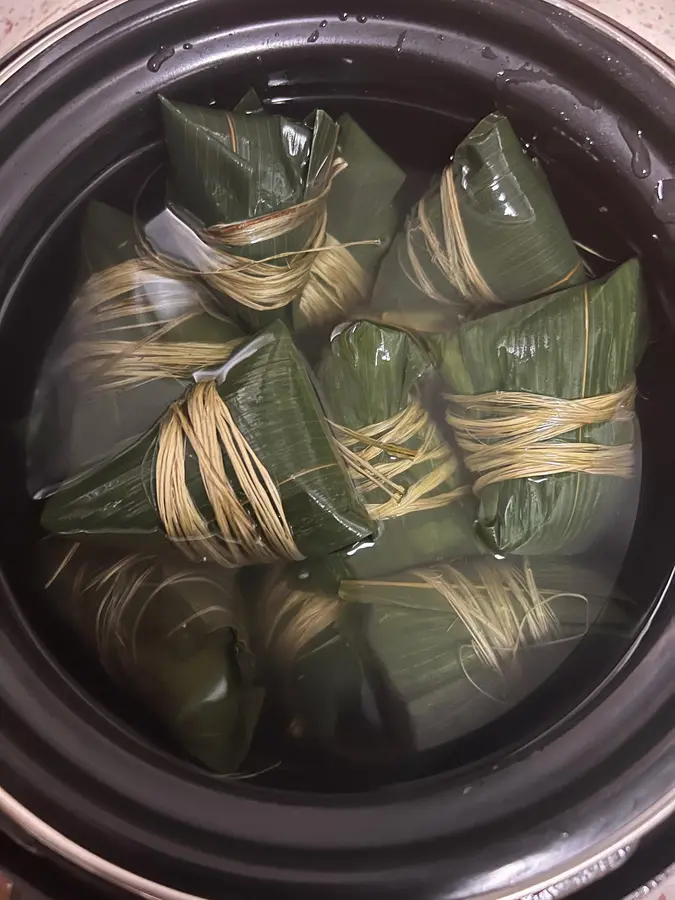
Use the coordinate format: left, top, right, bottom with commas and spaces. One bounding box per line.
0, 1, 673, 898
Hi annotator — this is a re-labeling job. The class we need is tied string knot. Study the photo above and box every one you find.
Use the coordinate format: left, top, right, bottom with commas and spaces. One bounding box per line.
155, 379, 305, 567
399, 166, 501, 311
332, 401, 470, 520
445, 382, 637, 494
143, 159, 378, 312
64, 260, 243, 390
411, 559, 592, 702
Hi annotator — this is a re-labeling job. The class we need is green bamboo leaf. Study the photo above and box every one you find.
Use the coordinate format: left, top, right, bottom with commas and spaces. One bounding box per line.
80, 200, 139, 275
337, 557, 632, 752
26, 203, 244, 498
233, 87, 265, 115
371, 112, 585, 325
303, 109, 341, 201
436, 259, 645, 555
160, 95, 313, 228
333, 115, 407, 271
293, 115, 406, 332
257, 557, 633, 760
159, 96, 340, 330
40, 538, 263, 772
41, 320, 373, 561
253, 564, 404, 760
316, 321, 480, 578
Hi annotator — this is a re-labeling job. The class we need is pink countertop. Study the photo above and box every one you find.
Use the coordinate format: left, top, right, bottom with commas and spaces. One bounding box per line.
0, 1, 672, 899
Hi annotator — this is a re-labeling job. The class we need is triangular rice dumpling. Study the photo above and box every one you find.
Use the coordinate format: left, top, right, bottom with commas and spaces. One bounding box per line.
437, 259, 644, 555
294, 115, 406, 332
161, 94, 330, 229
316, 321, 480, 578
26, 202, 243, 498
41, 321, 373, 565
254, 564, 399, 762
371, 112, 585, 328
338, 557, 633, 753
158, 95, 341, 329
256, 557, 633, 761
40, 538, 263, 772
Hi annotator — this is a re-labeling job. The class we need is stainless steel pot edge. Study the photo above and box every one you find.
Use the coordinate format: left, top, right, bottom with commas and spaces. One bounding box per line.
551, 0, 675, 81
622, 862, 675, 900
0, 0, 130, 85
0, 784, 205, 900
0, 1, 672, 899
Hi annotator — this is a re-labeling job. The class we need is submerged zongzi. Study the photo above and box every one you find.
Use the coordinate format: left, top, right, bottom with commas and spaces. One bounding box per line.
439, 259, 644, 555
371, 112, 585, 328
27, 201, 243, 497
258, 557, 629, 760
316, 320, 480, 578
42, 320, 374, 565
255, 564, 396, 761
155, 94, 341, 328
293, 115, 406, 332
40, 538, 263, 772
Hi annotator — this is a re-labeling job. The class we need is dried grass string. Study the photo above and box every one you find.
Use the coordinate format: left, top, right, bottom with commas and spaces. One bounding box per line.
141, 159, 379, 314
46, 544, 241, 671
416, 561, 559, 672
332, 401, 470, 519
261, 573, 340, 662
155, 380, 305, 567
62, 260, 243, 390
445, 382, 637, 494
351, 559, 590, 696
400, 166, 500, 310
264, 560, 591, 701
296, 235, 374, 326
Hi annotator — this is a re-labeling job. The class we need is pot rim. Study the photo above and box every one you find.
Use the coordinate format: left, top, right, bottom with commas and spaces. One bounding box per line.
0, 2, 673, 899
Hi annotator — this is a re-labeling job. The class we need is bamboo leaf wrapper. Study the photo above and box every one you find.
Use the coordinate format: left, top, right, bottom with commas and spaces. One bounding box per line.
40, 539, 263, 772
294, 116, 406, 331
254, 564, 398, 759
316, 321, 480, 578
371, 113, 585, 326
257, 558, 630, 760
27, 202, 243, 497
158, 95, 340, 328
337, 558, 632, 753
41, 320, 373, 564
437, 259, 644, 555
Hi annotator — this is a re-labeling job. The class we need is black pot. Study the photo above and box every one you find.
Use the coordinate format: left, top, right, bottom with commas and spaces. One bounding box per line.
0, 1, 673, 898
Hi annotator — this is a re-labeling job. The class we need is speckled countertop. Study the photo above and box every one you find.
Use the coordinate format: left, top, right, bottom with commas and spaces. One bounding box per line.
0, 0, 673, 899
1, 0, 675, 59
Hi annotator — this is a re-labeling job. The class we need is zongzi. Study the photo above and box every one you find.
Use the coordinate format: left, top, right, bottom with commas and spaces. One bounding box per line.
338, 557, 632, 753
255, 564, 400, 764
371, 112, 585, 327
155, 94, 341, 329
293, 115, 406, 332
27, 201, 243, 497
42, 320, 374, 565
316, 320, 480, 578
438, 259, 644, 555
258, 557, 631, 760
40, 538, 263, 772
